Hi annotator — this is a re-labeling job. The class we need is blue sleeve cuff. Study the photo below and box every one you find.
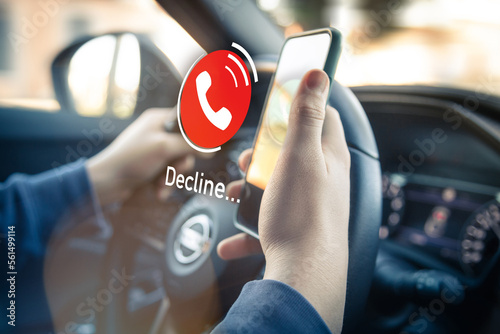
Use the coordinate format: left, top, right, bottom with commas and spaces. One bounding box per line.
1, 159, 105, 265
213, 279, 331, 334
28, 159, 92, 242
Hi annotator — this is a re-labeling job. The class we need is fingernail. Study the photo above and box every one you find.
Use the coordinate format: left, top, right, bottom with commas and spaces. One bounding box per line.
306, 70, 328, 93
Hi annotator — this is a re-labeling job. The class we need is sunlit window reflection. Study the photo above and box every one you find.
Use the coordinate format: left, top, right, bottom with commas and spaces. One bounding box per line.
68, 35, 116, 117
112, 34, 141, 119
68, 34, 141, 118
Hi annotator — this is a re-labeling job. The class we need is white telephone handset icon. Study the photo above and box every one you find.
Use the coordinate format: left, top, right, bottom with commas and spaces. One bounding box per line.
196, 71, 232, 131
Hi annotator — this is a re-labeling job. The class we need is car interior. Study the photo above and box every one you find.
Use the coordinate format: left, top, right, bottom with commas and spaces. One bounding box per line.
1, 0, 500, 333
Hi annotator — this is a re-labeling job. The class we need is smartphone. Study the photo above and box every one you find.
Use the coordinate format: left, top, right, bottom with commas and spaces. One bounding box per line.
235, 28, 342, 239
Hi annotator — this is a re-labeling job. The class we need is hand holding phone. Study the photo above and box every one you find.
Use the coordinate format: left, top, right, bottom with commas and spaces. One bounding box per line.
235, 28, 342, 238
220, 69, 351, 332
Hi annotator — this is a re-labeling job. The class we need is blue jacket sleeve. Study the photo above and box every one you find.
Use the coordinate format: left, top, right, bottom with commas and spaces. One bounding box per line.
0, 159, 98, 269
212, 279, 332, 334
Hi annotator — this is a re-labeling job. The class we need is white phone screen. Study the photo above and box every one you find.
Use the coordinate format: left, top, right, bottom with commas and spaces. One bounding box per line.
246, 32, 331, 190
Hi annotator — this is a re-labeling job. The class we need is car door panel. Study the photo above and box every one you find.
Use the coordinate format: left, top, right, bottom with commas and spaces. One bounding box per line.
0, 107, 131, 181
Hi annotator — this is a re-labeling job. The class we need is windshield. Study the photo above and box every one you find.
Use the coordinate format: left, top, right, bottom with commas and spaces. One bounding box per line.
0, 0, 203, 112
256, 0, 500, 97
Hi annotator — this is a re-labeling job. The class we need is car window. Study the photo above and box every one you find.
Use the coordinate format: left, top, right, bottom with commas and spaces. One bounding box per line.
0, 0, 204, 113
256, 0, 500, 97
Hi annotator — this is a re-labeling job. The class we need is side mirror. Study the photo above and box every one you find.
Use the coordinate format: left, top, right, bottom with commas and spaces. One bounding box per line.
52, 33, 182, 118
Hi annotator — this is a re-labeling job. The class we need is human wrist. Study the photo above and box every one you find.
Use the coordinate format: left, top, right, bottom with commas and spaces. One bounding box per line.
263, 246, 347, 333
86, 156, 129, 206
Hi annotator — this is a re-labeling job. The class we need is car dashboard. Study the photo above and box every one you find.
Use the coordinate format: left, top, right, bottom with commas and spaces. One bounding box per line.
350, 86, 500, 332
381, 172, 499, 286
353, 87, 500, 286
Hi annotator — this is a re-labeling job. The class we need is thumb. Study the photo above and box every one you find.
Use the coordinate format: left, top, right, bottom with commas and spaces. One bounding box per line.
284, 69, 330, 152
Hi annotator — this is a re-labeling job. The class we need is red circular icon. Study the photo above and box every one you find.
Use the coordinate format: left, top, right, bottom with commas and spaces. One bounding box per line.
179, 50, 252, 150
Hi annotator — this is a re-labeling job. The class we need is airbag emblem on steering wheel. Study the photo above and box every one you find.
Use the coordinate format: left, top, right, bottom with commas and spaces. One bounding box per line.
174, 214, 212, 264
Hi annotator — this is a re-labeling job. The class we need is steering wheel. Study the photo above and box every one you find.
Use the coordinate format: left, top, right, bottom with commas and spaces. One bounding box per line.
96, 77, 382, 333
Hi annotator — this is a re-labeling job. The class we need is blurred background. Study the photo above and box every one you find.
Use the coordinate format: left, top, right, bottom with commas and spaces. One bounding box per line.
0, 0, 203, 112
259, 0, 500, 93
0, 0, 499, 114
